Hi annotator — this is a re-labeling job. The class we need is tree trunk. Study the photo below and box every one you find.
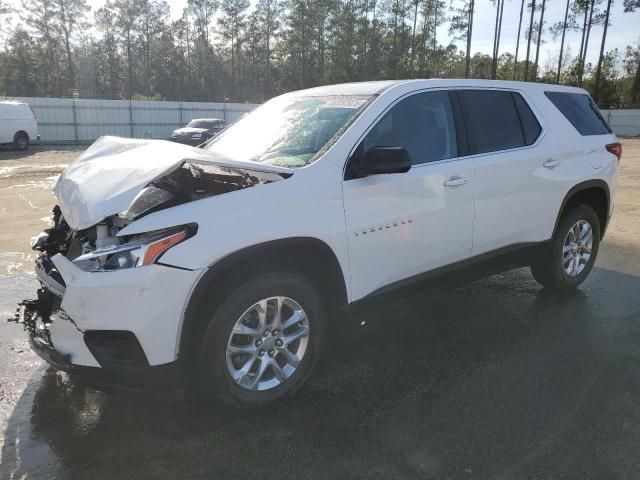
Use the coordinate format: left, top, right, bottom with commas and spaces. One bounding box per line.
524, 0, 536, 81
594, 0, 612, 102
577, 6, 588, 85
432, 0, 439, 75
127, 30, 133, 99
410, 0, 418, 65
492, 0, 505, 79
465, 0, 474, 78
64, 34, 75, 90
491, 0, 501, 79
556, 0, 571, 83
392, 0, 399, 72
579, 0, 595, 86
533, 0, 546, 81
514, 0, 526, 79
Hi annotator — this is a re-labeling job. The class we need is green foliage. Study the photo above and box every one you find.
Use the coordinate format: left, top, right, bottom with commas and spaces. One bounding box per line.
0, 0, 637, 107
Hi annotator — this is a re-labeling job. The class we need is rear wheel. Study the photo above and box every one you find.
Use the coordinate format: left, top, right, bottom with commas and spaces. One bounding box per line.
197, 272, 326, 408
531, 204, 601, 290
13, 132, 29, 151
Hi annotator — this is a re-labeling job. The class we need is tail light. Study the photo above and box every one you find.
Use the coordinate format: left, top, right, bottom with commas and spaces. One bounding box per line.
606, 142, 622, 161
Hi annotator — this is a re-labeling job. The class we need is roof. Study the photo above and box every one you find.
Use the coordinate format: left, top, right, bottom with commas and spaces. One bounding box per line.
287, 79, 588, 97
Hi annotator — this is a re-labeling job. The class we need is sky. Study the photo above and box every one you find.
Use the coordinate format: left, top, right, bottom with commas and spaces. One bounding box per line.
3, 0, 640, 68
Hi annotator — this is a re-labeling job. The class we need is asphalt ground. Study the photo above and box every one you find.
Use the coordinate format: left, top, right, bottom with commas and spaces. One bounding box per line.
0, 141, 639, 479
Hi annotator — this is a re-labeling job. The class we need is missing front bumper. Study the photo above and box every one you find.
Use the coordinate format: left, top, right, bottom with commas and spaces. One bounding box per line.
10, 288, 184, 393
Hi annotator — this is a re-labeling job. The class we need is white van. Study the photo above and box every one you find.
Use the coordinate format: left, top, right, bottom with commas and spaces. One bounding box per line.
0, 101, 40, 150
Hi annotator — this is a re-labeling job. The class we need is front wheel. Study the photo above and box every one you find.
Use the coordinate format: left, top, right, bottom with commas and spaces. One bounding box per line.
531, 204, 601, 290
197, 272, 327, 408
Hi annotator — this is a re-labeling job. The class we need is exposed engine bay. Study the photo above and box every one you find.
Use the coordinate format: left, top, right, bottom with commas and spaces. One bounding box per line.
32, 160, 281, 260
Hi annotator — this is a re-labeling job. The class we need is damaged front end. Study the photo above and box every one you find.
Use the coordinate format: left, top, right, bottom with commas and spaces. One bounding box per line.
9, 136, 292, 389
10, 206, 75, 371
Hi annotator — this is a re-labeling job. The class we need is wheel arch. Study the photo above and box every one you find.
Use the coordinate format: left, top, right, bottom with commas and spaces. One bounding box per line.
177, 237, 349, 364
553, 180, 610, 239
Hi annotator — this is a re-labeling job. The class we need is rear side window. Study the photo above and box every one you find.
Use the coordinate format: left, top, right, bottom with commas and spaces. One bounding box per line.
544, 92, 611, 136
512, 93, 541, 145
458, 90, 539, 155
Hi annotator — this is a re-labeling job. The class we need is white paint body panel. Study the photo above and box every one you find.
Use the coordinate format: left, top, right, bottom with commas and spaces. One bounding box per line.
42, 79, 619, 369
51, 253, 203, 366
343, 158, 475, 300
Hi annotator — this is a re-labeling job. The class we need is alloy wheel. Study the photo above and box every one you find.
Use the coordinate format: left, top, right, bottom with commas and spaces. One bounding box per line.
225, 296, 310, 391
562, 220, 593, 277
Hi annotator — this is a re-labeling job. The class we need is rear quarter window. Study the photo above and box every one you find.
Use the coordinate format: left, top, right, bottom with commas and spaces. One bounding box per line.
544, 92, 611, 136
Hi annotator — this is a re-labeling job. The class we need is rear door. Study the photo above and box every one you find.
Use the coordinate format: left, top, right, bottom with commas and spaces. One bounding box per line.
342, 90, 475, 301
456, 89, 560, 255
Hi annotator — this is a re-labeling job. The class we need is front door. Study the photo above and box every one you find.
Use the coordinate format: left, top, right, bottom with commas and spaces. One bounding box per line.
342, 90, 476, 301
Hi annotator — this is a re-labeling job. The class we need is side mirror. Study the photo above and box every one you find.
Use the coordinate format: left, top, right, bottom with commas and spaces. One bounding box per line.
356, 146, 412, 176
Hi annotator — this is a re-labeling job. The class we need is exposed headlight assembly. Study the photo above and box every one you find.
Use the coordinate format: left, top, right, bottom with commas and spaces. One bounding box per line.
73, 226, 194, 272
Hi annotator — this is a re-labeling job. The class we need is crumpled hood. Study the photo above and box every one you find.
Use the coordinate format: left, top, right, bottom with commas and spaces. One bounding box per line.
54, 136, 293, 230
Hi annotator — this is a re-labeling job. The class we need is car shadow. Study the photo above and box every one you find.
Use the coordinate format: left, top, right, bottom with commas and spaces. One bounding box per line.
2, 263, 640, 479
0, 145, 40, 160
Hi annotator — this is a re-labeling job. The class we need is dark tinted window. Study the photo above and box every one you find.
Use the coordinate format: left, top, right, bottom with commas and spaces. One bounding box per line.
544, 92, 611, 136
458, 90, 525, 154
512, 93, 542, 145
361, 91, 457, 165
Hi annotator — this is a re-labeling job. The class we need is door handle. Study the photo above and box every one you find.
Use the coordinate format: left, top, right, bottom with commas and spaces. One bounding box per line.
543, 159, 560, 169
444, 175, 467, 187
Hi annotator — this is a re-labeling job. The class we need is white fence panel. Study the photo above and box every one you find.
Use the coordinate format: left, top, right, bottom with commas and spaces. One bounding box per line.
5, 96, 258, 143
8, 97, 639, 142
601, 109, 640, 137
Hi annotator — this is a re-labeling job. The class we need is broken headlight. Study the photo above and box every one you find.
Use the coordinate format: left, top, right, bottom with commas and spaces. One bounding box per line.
73, 227, 190, 272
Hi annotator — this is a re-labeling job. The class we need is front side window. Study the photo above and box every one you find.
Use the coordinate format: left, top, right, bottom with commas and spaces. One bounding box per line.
205, 95, 372, 168
360, 90, 458, 165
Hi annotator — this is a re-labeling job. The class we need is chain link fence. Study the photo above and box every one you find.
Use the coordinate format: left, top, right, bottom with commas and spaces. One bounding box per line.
4, 97, 258, 144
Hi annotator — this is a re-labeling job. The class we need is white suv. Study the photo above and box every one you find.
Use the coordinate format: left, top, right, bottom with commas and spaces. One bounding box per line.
14, 80, 620, 408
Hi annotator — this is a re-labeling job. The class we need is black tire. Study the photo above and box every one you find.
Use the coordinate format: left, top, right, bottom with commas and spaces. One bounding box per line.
196, 272, 327, 409
13, 132, 29, 151
531, 204, 601, 290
